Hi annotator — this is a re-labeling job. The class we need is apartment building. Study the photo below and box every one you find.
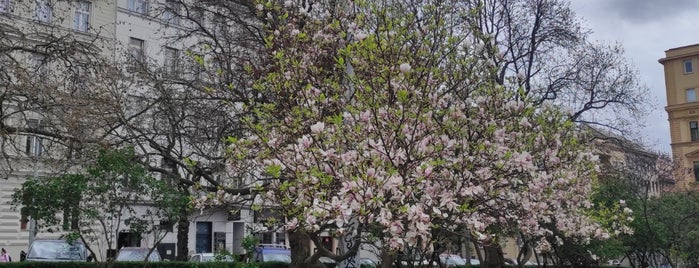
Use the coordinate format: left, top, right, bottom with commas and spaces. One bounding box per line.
0, 0, 117, 258
588, 127, 674, 196
0, 0, 265, 261
660, 43, 699, 191
113, 0, 266, 260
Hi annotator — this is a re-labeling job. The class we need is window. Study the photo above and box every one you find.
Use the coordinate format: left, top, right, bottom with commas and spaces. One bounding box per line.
191, 7, 204, 25
32, 54, 49, 79
163, 47, 179, 76
691, 121, 699, 141
195, 222, 212, 253
186, 52, 204, 80
213, 14, 226, 36
127, 0, 148, 15
685, 59, 694, 74
688, 88, 697, 102
0, 0, 10, 13
25, 119, 43, 157
35, 0, 52, 23
158, 220, 173, 232
71, 65, 89, 93
128, 37, 145, 63
73, 1, 90, 32
694, 161, 699, 181
163, 0, 179, 25
20, 213, 28, 230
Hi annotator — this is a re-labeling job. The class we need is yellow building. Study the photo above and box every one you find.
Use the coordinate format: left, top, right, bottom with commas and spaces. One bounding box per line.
660, 43, 699, 191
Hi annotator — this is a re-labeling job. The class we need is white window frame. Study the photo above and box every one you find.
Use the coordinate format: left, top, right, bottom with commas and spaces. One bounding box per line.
74, 1, 90, 32
163, 0, 180, 25
25, 119, 43, 157
32, 53, 49, 79
128, 37, 145, 63
688, 88, 697, 102
163, 47, 179, 76
0, 0, 10, 13
35, 0, 52, 23
685, 59, 694, 74
127, 0, 148, 15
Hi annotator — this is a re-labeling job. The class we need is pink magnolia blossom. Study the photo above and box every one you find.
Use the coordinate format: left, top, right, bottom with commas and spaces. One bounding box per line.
310, 122, 325, 133
194, 0, 621, 256
399, 63, 411, 74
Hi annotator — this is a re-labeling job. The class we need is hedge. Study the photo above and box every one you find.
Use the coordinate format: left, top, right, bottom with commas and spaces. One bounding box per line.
0, 261, 300, 268
0, 262, 628, 268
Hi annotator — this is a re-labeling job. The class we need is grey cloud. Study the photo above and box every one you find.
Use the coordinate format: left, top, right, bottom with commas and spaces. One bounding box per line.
601, 0, 699, 23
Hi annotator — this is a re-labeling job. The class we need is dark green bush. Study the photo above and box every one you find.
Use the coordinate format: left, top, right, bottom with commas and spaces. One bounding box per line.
0, 260, 353, 268
0, 262, 237, 268
0, 262, 95, 268
255, 262, 289, 268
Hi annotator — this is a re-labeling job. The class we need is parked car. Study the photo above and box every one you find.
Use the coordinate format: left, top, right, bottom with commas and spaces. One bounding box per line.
468, 258, 481, 265
504, 258, 518, 266
320, 256, 337, 268
190, 252, 235, 262
115, 247, 161, 262
25, 238, 88, 262
254, 245, 291, 263
439, 254, 467, 267
359, 258, 379, 268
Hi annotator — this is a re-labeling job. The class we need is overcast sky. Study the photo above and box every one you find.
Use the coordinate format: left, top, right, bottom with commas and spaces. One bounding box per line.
569, 0, 699, 153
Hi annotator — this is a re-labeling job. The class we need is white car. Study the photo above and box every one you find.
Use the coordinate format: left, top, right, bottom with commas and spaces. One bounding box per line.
440, 254, 467, 267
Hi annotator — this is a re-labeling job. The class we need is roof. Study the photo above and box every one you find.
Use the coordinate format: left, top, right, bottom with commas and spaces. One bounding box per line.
659, 43, 699, 64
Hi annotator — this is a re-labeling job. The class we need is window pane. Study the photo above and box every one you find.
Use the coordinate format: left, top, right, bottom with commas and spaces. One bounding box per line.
35, 0, 52, 22
164, 0, 179, 25
129, 38, 144, 62
694, 161, 699, 180
691, 121, 699, 141
26, 119, 43, 157
685, 60, 694, 73
128, 0, 147, 14
0, 0, 10, 13
74, 1, 90, 31
163, 47, 179, 75
688, 88, 696, 102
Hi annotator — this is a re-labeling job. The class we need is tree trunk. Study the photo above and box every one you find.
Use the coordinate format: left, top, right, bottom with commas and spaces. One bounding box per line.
289, 230, 325, 268
380, 249, 397, 268
516, 240, 533, 267
483, 243, 505, 268
175, 202, 190, 261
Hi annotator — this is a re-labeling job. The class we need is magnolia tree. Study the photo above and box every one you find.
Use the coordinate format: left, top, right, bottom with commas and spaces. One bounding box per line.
196, 0, 629, 267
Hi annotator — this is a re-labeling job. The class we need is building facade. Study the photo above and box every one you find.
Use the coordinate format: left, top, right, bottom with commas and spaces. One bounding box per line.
0, 0, 117, 258
660, 43, 699, 191
0, 0, 263, 261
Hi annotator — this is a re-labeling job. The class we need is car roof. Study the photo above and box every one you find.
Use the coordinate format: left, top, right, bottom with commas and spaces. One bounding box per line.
34, 238, 84, 242
119, 247, 157, 251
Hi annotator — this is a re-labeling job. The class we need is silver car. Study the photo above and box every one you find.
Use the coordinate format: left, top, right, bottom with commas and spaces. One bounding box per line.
26, 238, 88, 262
115, 247, 161, 262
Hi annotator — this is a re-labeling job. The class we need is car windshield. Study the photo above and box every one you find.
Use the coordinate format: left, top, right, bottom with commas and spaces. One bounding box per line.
28, 240, 85, 260
116, 249, 161, 261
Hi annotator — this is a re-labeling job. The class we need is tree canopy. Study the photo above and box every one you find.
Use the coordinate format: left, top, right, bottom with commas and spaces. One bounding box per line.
11, 148, 187, 261
194, 0, 632, 267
